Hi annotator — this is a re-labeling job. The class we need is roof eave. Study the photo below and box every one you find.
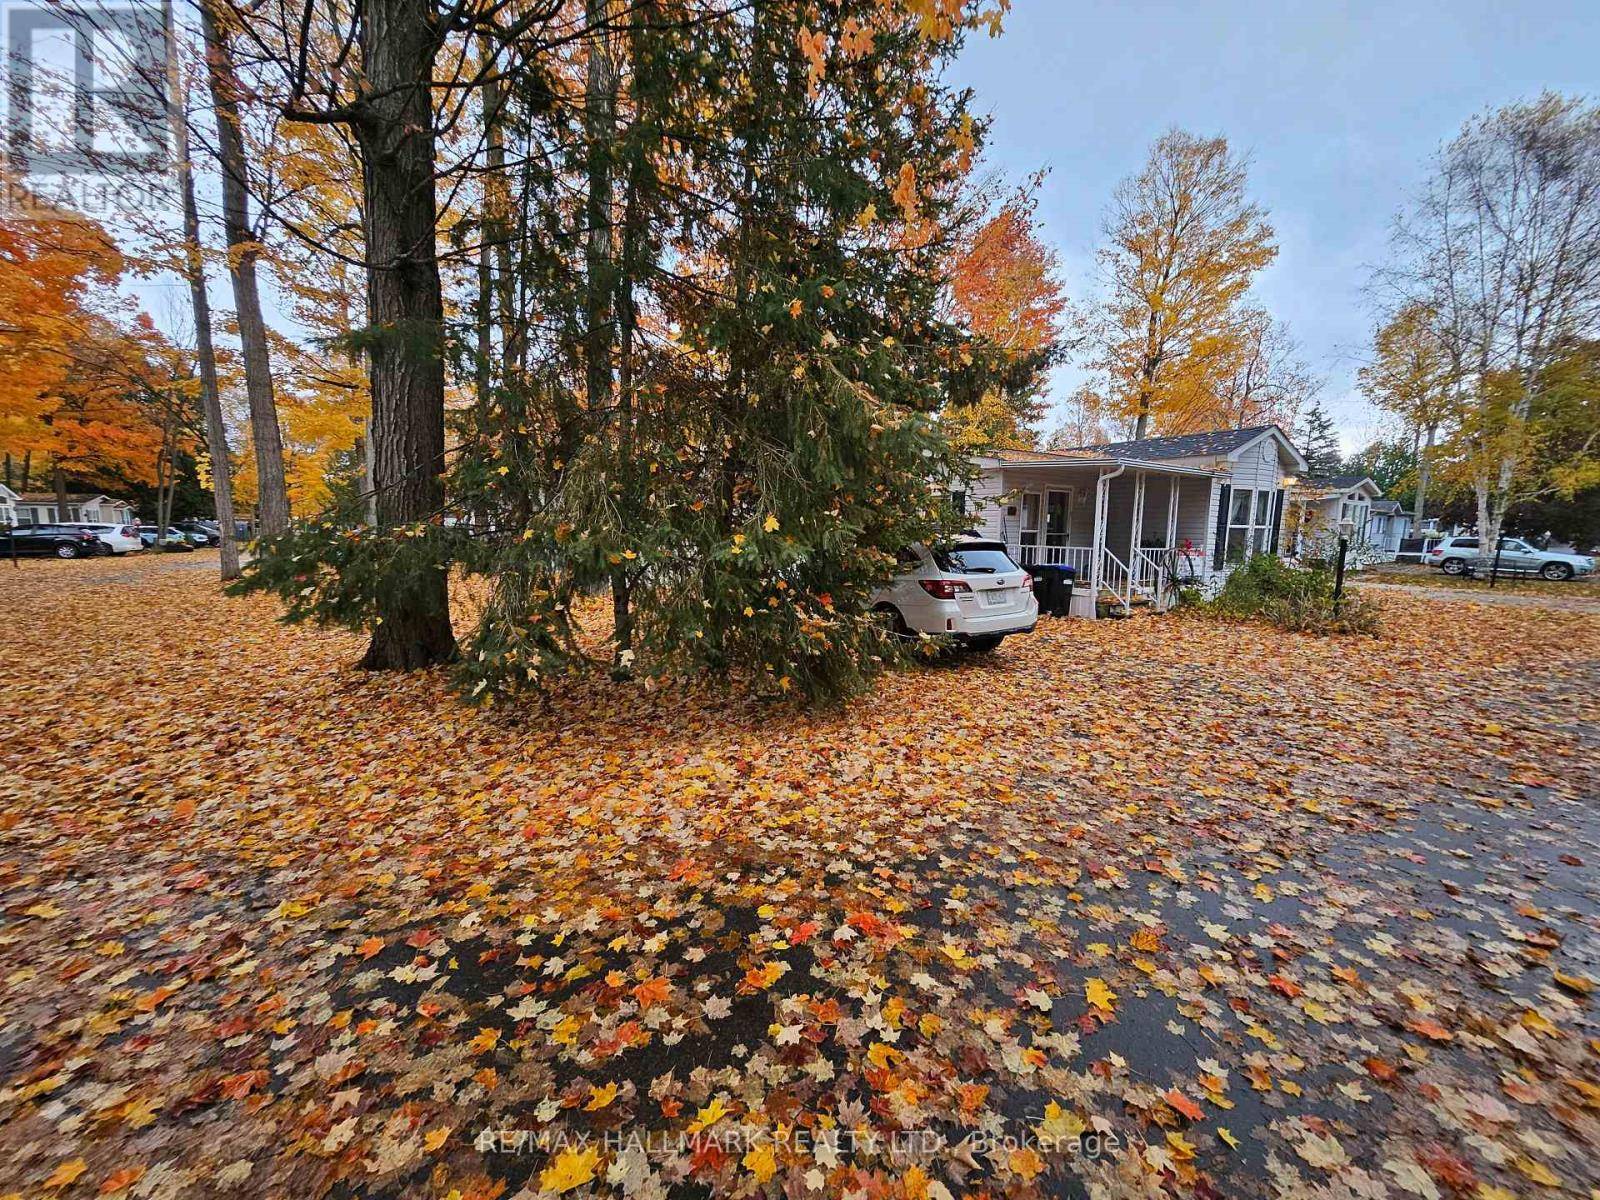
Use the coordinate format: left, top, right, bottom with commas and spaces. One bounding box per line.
989, 454, 1218, 478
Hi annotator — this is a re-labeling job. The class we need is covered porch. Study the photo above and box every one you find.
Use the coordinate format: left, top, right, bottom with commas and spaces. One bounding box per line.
971, 457, 1219, 616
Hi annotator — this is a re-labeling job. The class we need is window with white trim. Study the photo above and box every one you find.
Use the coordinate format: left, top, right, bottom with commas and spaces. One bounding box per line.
1226, 488, 1276, 563
1338, 494, 1369, 537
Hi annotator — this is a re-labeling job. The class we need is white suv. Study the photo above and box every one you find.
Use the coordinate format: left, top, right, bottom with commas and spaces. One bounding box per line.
63, 522, 144, 554
872, 538, 1038, 651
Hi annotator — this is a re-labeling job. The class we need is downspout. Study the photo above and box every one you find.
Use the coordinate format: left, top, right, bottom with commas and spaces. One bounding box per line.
1092, 462, 1126, 605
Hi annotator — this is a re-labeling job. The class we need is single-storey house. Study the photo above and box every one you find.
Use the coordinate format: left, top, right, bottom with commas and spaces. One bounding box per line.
1284, 474, 1384, 561
12, 492, 137, 525
0, 484, 19, 527
965, 424, 1308, 616
1364, 501, 1414, 560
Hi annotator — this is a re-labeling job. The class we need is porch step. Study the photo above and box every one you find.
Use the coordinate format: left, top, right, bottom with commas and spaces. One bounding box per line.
1095, 589, 1156, 607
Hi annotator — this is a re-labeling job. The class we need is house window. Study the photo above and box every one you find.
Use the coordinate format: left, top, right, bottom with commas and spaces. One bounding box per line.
1227, 488, 1275, 563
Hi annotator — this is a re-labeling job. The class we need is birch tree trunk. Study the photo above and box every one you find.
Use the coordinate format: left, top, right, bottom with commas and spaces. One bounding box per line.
167, 55, 240, 579
1411, 420, 1435, 534
200, 0, 290, 536
351, 0, 456, 670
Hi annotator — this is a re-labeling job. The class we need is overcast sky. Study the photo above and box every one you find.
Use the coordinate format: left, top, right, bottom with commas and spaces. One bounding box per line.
948, 0, 1600, 453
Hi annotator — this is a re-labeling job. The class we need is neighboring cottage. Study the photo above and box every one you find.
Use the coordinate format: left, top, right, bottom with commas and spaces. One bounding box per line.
0, 485, 18, 527
966, 425, 1308, 616
1283, 474, 1422, 561
1365, 500, 1414, 560
11, 492, 137, 525
1286, 473, 1379, 551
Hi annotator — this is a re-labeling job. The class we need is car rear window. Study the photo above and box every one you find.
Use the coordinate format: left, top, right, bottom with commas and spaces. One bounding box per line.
1450, 537, 1478, 549
934, 545, 1017, 574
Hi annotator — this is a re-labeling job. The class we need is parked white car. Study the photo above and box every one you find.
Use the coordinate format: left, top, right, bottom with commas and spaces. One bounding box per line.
63, 522, 144, 554
872, 538, 1038, 651
1422, 535, 1595, 580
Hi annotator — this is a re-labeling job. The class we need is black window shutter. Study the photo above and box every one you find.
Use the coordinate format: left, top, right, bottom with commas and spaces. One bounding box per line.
1212, 484, 1231, 570
1269, 487, 1286, 555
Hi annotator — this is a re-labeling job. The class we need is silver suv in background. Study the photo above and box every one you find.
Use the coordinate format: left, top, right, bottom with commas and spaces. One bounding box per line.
1422, 535, 1596, 580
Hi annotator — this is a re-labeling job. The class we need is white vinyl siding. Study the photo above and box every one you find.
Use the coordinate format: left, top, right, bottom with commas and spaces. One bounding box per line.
966, 466, 1010, 540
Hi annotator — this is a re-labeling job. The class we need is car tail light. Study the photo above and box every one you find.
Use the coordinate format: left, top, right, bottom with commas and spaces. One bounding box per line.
918, 578, 971, 600
1021, 573, 1033, 590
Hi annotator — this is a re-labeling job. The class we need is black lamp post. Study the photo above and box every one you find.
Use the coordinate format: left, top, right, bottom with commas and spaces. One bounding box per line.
1332, 518, 1354, 616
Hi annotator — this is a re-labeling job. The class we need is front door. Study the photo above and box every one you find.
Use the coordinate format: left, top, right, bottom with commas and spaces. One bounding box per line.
1045, 489, 1071, 555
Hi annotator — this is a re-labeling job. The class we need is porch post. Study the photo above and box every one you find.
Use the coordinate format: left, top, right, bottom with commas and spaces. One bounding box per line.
1129, 471, 1146, 565
1129, 472, 1147, 608
1166, 477, 1180, 549
1090, 473, 1107, 599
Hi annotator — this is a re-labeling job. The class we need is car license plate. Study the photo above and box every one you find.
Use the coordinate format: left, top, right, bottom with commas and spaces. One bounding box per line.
982, 588, 1012, 607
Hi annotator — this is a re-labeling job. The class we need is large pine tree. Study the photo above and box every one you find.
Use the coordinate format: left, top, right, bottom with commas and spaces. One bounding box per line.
242, 2, 1020, 703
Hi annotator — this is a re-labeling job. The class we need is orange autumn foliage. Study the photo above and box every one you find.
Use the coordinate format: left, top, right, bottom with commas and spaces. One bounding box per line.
951, 200, 1066, 360
0, 195, 123, 462
944, 192, 1067, 449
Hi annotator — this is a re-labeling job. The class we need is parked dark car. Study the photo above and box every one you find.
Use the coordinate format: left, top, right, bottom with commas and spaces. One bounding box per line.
4, 524, 106, 558
174, 520, 221, 546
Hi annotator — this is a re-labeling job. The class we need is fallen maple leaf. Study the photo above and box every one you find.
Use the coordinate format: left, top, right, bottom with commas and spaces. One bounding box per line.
1163, 1088, 1204, 1122
1405, 1017, 1454, 1042
44, 1160, 88, 1190
97, 1165, 146, 1194
539, 1146, 601, 1193
1084, 977, 1116, 1013
742, 1142, 776, 1183
422, 1126, 451, 1153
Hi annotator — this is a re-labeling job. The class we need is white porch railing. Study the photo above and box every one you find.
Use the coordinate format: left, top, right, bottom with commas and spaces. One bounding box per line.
1099, 547, 1173, 614
1005, 540, 1179, 614
1009, 543, 1095, 578
1100, 548, 1131, 610
1133, 548, 1167, 608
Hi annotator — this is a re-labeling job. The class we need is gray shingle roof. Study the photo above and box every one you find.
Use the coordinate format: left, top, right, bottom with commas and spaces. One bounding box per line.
1303, 474, 1370, 489
1058, 424, 1289, 461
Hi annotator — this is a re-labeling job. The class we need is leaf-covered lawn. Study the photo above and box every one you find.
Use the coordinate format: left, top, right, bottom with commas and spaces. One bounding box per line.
1360, 563, 1600, 604
3, 554, 1598, 1199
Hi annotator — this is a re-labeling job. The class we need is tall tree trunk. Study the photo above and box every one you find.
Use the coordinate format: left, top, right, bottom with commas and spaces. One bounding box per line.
352, 0, 456, 670
474, 35, 503, 406
583, 0, 624, 671
53, 464, 70, 523
200, 0, 290, 536
20, 451, 30, 493
167, 44, 240, 579
1411, 420, 1435, 534
155, 413, 179, 539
